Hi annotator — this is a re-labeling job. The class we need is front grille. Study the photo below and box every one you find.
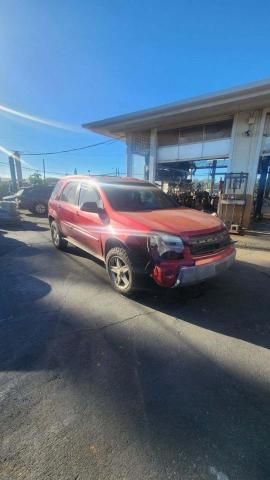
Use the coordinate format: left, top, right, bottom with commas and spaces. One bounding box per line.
189, 230, 231, 256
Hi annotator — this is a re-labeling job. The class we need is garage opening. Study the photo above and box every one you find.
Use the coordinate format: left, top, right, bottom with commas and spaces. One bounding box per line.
155, 119, 232, 212
254, 113, 270, 221
156, 158, 228, 212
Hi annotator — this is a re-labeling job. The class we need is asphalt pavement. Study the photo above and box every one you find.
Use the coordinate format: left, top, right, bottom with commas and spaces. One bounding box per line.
1, 213, 270, 480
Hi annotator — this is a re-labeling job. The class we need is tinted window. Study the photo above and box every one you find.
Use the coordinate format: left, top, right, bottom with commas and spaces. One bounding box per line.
35, 186, 53, 193
60, 182, 79, 204
43, 186, 54, 198
23, 186, 53, 199
22, 188, 34, 197
79, 184, 103, 208
103, 185, 178, 211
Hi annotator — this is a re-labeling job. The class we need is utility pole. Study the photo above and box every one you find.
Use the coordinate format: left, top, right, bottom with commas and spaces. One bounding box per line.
14, 151, 23, 187
42, 158, 46, 182
8, 155, 17, 193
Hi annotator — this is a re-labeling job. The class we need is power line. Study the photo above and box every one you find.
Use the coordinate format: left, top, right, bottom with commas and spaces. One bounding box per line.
0, 160, 68, 176
20, 138, 120, 156
0, 160, 127, 177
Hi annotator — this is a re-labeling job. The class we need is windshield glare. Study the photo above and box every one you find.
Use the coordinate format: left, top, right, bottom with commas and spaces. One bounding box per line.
103, 185, 179, 211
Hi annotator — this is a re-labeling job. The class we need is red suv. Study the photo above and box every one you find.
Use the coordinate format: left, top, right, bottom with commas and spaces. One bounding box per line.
48, 176, 235, 295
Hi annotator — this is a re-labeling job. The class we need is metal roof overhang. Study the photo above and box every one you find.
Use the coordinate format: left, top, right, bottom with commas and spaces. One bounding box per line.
83, 79, 270, 139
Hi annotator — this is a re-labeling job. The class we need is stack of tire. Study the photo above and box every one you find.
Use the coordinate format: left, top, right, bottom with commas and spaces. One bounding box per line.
0, 201, 21, 225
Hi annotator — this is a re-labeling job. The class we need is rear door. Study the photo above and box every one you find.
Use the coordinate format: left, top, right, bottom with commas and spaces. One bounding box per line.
58, 181, 79, 237
33, 186, 53, 208
72, 183, 104, 257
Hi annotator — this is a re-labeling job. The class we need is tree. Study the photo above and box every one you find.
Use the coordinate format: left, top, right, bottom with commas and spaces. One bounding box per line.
44, 177, 59, 185
29, 172, 43, 185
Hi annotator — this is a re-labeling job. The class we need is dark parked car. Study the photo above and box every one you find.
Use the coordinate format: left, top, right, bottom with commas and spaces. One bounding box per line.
4, 185, 54, 215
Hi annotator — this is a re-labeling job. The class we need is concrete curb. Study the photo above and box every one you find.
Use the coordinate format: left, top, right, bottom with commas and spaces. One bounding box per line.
236, 243, 270, 252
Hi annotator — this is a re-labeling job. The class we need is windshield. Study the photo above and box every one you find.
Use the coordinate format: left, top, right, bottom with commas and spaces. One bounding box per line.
102, 185, 179, 211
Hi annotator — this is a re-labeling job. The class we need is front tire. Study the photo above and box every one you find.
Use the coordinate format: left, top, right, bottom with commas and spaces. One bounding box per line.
50, 220, 68, 250
106, 247, 136, 295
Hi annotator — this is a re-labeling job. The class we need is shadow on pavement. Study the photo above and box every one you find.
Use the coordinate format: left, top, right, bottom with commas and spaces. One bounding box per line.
0, 235, 46, 257
134, 259, 270, 349
64, 244, 105, 267
6, 220, 49, 232
0, 242, 270, 479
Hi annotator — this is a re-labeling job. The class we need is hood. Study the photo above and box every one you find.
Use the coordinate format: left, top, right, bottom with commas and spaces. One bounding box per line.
115, 208, 225, 237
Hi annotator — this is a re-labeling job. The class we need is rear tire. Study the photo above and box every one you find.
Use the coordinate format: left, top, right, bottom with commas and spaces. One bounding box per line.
106, 247, 136, 295
33, 202, 47, 216
50, 220, 68, 250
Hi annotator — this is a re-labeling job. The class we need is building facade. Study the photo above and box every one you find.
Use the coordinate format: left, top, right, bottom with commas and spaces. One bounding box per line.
84, 79, 270, 227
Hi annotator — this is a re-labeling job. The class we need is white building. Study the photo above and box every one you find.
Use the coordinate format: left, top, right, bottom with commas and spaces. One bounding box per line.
84, 79, 270, 227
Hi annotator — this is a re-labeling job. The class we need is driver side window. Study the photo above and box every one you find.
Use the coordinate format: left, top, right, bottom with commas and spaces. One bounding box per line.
79, 184, 103, 209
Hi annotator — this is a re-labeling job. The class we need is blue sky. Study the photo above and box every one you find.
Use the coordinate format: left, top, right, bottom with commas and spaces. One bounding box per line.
1, 0, 270, 179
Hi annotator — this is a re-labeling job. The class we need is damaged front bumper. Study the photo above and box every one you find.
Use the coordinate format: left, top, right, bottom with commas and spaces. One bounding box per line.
151, 247, 236, 288
173, 249, 236, 287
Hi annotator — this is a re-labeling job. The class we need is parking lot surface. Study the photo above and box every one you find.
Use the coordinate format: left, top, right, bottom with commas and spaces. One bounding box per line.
1, 214, 270, 480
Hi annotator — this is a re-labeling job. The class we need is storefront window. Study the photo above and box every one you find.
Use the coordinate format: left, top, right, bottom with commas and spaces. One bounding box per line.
158, 129, 179, 146
157, 120, 232, 148
128, 131, 151, 180
179, 125, 203, 144
204, 120, 232, 140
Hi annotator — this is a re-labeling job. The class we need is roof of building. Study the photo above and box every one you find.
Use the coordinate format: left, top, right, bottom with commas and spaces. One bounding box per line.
83, 78, 270, 138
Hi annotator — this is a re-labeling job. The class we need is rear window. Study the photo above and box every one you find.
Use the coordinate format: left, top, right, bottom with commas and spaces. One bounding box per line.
22, 188, 34, 196
23, 186, 52, 198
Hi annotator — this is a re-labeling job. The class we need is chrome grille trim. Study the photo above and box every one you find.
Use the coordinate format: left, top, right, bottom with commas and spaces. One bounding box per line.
188, 230, 231, 255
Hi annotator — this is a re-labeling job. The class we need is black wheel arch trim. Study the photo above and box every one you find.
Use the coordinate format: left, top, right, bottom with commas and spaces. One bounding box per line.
105, 237, 149, 274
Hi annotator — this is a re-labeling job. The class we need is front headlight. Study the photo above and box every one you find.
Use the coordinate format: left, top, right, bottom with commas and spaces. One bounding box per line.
148, 233, 184, 258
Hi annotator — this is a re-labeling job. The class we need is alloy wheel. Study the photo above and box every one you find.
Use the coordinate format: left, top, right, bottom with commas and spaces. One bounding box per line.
51, 224, 59, 246
35, 203, 46, 215
108, 255, 130, 290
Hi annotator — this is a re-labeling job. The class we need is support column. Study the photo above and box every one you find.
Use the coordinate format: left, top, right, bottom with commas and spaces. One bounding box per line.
229, 110, 265, 227
210, 160, 217, 194
149, 128, 157, 183
126, 133, 132, 177
9, 156, 17, 192
14, 152, 23, 187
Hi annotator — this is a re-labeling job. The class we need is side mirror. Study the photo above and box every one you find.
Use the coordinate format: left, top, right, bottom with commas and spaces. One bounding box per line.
80, 201, 98, 213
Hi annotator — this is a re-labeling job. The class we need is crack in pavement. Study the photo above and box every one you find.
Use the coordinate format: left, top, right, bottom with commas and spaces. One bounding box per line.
58, 310, 156, 338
